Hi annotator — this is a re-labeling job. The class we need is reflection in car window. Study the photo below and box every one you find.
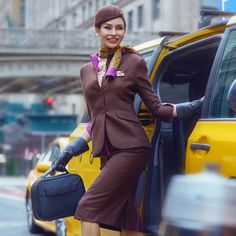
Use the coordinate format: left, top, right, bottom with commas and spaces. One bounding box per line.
141, 50, 155, 65
39, 145, 60, 163
133, 48, 155, 113
41, 149, 52, 162
50, 146, 60, 161
210, 30, 236, 118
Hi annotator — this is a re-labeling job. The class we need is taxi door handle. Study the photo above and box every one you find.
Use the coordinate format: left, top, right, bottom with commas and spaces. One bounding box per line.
190, 143, 210, 151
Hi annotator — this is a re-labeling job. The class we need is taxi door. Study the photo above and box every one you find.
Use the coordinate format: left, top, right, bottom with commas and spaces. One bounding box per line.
185, 21, 236, 176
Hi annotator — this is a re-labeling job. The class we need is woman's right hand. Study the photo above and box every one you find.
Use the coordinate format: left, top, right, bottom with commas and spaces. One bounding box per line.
51, 152, 72, 172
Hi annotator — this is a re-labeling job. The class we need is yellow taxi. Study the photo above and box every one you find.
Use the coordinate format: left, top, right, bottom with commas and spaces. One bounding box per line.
185, 14, 236, 175
66, 10, 236, 236
25, 137, 69, 235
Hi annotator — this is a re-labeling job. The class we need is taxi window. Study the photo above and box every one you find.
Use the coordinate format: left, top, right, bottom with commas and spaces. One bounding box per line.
141, 50, 155, 64
39, 145, 60, 163
133, 48, 156, 113
209, 29, 236, 118
158, 35, 221, 104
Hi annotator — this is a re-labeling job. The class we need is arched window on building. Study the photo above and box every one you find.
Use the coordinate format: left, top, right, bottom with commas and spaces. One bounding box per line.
138, 5, 144, 28
128, 10, 133, 31
153, 0, 160, 20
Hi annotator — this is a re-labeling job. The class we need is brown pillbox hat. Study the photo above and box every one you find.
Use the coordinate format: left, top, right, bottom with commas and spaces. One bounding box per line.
94, 5, 126, 28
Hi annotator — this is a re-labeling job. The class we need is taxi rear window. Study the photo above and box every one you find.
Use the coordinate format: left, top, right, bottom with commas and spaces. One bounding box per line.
141, 50, 155, 65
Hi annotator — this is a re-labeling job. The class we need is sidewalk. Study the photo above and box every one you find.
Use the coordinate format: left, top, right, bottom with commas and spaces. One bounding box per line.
0, 176, 26, 201
0, 176, 26, 188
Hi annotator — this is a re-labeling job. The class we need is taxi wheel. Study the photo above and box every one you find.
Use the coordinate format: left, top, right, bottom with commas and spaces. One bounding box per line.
56, 219, 67, 236
26, 197, 43, 233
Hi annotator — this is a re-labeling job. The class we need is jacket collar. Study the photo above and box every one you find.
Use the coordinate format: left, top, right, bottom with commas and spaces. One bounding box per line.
90, 53, 117, 78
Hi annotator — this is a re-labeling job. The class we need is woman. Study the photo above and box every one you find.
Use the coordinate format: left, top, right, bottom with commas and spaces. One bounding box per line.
52, 5, 203, 236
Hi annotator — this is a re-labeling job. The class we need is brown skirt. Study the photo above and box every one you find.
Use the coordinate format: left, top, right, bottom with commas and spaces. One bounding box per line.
74, 146, 149, 231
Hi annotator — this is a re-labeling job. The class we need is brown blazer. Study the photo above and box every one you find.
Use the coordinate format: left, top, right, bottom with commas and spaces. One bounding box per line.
80, 52, 173, 157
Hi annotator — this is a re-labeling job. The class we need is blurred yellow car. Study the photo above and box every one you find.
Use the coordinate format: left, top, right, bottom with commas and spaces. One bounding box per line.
25, 137, 69, 235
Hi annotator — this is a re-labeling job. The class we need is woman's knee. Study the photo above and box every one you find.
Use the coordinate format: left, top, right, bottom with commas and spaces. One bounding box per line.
81, 220, 100, 236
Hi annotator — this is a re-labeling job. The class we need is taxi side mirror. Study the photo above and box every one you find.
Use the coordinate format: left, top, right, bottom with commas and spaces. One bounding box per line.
36, 162, 51, 173
227, 78, 236, 112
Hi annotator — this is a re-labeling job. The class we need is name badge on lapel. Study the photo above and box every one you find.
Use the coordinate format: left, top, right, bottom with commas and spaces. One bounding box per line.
116, 70, 125, 77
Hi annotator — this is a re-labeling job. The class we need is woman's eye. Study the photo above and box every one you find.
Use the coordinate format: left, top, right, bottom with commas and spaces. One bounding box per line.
104, 26, 112, 30
116, 26, 124, 31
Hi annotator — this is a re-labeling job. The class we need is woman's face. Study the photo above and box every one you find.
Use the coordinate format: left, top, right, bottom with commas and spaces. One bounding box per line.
95, 17, 126, 49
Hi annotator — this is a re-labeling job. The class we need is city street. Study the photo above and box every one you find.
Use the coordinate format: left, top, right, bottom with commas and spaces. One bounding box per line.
0, 176, 52, 236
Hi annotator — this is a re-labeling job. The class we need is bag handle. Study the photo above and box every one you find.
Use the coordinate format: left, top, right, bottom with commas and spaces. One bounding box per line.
41, 166, 69, 179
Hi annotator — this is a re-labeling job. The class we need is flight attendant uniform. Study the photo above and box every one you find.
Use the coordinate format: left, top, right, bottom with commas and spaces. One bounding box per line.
74, 49, 173, 231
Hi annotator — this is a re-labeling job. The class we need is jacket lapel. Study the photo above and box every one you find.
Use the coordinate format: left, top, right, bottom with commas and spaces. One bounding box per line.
90, 53, 99, 73
90, 53, 109, 88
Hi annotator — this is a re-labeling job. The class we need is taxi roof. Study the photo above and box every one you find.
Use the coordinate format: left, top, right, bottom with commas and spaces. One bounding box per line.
134, 37, 164, 51
227, 15, 236, 26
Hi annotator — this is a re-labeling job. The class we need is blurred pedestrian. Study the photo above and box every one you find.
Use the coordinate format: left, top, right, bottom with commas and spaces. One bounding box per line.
52, 4, 203, 236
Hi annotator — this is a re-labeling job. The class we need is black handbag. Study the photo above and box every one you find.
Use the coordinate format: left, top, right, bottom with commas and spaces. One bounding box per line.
31, 168, 85, 221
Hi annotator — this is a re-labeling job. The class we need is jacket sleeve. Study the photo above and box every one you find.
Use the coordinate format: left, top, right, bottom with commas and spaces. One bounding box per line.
134, 58, 174, 122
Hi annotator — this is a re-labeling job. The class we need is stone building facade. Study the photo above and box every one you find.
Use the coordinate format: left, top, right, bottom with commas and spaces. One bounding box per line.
24, 0, 203, 44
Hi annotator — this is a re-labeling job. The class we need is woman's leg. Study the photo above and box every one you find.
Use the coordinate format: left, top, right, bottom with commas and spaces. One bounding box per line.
76, 148, 149, 233
81, 221, 100, 236
123, 231, 143, 236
